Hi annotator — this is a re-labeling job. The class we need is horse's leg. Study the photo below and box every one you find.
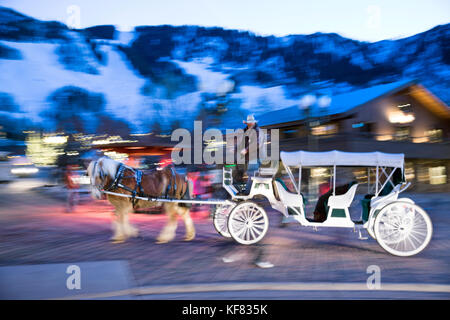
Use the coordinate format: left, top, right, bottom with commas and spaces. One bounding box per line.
109, 198, 134, 243
111, 206, 126, 243
156, 203, 178, 244
179, 205, 195, 241
123, 210, 139, 238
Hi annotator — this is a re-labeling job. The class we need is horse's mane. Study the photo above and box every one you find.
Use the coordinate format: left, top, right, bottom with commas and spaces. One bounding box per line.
88, 156, 120, 185
98, 157, 120, 179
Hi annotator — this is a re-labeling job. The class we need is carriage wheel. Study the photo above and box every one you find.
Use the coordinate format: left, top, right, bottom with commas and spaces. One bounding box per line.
374, 202, 433, 257
213, 203, 236, 238
367, 214, 377, 240
227, 201, 269, 245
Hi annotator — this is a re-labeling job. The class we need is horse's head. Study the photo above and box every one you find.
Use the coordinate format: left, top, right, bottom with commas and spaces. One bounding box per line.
87, 157, 119, 199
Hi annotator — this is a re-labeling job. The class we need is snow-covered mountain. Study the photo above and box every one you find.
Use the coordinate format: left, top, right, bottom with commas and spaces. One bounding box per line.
0, 6, 449, 135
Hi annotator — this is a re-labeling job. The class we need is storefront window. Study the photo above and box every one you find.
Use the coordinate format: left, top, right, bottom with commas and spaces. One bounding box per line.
311, 123, 338, 136
416, 166, 429, 183
404, 162, 415, 181
393, 126, 410, 141
429, 166, 447, 185
426, 129, 443, 143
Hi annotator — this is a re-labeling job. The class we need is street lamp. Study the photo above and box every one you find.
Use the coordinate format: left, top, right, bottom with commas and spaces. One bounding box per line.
299, 94, 331, 201
298, 94, 317, 151
317, 95, 332, 136
317, 95, 331, 109
298, 94, 332, 150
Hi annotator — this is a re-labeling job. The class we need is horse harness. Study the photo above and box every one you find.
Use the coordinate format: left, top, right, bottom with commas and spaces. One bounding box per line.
101, 163, 184, 208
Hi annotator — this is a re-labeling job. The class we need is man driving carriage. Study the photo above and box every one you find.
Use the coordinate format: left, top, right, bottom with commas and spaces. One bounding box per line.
220, 114, 274, 268
237, 114, 267, 194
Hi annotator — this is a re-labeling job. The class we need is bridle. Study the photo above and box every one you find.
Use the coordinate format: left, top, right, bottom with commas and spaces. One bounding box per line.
91, 159, 107, 192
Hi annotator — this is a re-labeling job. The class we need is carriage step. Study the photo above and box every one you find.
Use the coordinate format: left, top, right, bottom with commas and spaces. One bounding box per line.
357, 229, 368, 240
281, 216, 298, 224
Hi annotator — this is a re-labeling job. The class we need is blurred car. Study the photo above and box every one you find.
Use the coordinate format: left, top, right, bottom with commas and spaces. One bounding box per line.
0, 151, 13, 182
9, 155, 39, 178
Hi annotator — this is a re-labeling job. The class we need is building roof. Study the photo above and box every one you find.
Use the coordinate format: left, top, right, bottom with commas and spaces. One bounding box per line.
258, 79, 425, 127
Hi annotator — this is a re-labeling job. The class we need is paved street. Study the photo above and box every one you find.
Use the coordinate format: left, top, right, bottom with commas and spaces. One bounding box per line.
0, 182, 449, 299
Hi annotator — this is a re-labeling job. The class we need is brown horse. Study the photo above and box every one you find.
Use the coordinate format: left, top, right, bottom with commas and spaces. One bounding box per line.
87, 157, 195, 244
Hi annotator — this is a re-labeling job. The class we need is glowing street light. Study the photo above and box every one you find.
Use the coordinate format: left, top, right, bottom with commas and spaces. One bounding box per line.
317, 95, 332, 109
299, 94, 317, 110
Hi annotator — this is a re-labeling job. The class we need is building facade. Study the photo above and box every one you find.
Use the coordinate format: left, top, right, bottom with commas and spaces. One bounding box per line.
259, 80, 450, 192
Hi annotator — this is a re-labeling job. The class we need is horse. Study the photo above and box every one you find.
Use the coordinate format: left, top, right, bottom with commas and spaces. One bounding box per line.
87, 156, 195, 244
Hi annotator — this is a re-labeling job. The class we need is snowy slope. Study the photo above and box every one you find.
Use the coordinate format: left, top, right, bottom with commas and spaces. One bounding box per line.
0, 40, 148, 127
172, 59, 233, 93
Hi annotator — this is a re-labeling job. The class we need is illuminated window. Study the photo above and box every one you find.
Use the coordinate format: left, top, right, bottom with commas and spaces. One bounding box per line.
404, 163, 415, 181
429, 166, 447, 185
417, 166, 429, 183
393, 126, 410, 141
376, 134, 392, 141
398, 103, 412, 113
311, 123, 338, 136
426, 129, 443, 143
389, 112, 415, 124
413, 137, 429, 143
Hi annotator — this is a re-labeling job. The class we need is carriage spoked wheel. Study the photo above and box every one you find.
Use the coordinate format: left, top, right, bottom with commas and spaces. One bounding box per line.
366, 213, 377, 240
374, 201, 433, 257
227, 201, 269, 245
213, 203, 236, 238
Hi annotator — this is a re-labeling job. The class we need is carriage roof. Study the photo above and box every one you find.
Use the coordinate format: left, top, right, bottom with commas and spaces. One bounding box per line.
280, 150, 404, 168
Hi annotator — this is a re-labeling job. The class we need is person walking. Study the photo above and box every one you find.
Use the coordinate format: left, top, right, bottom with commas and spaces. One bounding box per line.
64, 165, 80, 213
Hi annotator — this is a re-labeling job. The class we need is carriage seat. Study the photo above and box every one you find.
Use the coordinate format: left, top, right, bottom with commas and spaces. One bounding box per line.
257, 167, 278, 177
370, 184, 401, 208
326, 184, 359, 219
274, 180, 304, 208
360, 184, 402, 221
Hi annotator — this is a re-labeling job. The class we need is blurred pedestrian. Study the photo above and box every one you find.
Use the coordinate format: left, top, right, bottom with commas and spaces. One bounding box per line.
64, 165, 79, 213
221, 240, 274, 268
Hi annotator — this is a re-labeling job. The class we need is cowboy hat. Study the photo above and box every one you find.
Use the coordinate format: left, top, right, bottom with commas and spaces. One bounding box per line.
243, 114, 258, 124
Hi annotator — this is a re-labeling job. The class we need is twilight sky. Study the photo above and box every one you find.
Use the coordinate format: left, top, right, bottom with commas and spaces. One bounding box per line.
2, 0, 449, 42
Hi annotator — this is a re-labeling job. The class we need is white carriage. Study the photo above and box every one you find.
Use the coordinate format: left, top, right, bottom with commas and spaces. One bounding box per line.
213, 150, 433, 257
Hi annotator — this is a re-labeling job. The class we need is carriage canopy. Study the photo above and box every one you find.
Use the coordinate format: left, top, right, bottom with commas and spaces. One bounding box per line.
280, 150, 404, 168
